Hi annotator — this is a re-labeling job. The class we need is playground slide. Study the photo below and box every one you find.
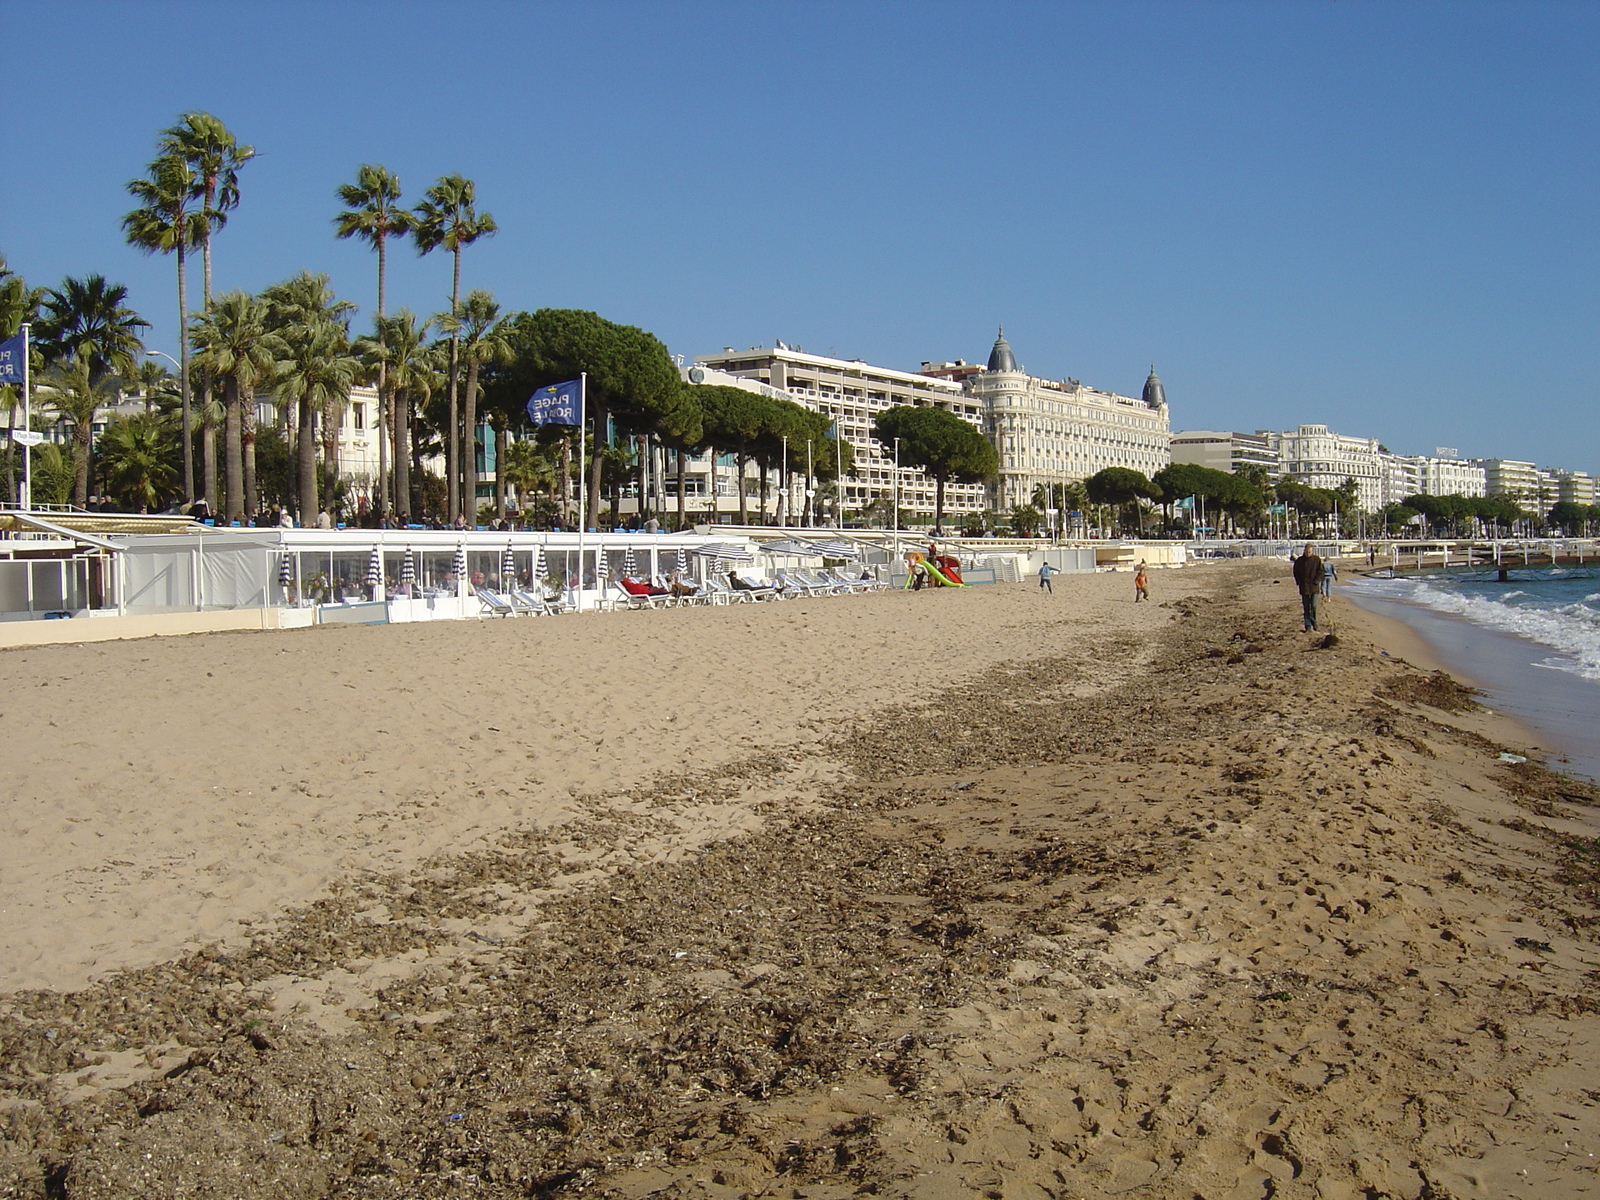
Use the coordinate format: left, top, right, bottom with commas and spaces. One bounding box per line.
933, 557, 965, 584
922, 560, 966, 587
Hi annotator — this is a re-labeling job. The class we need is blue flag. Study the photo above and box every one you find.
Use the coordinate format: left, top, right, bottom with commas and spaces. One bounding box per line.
0, 333, 24, 386
526, 379, 581, 426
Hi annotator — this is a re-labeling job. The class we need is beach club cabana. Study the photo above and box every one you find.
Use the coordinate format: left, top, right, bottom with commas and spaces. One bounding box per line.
0, 513, 754, 641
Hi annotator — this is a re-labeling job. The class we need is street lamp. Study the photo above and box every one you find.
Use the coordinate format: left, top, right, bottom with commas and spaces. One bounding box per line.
147, 349, 191, 501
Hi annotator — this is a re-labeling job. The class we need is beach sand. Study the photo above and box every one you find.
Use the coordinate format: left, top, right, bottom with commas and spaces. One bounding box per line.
2, 562, 1597, 1199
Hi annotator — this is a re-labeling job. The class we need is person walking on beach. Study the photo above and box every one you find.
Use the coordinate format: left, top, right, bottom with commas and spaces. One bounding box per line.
1038, 560, 1057, 593
1293, 543, 1325, 631
1134, 561, 1149, 603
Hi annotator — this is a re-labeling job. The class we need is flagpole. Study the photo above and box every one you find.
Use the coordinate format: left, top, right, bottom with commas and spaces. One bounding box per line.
576, 372, 587, 614
20, 323, 31, 511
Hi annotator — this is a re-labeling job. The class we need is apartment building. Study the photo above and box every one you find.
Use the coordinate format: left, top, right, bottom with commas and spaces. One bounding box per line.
1267, 424, 1385, 511
1169, 430, 1276, 475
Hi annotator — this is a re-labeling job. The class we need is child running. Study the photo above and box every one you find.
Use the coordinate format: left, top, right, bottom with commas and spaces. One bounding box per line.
1134, 561, 1149, 603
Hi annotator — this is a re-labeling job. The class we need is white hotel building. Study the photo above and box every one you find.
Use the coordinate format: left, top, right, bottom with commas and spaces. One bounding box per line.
694, 330, 1171, 518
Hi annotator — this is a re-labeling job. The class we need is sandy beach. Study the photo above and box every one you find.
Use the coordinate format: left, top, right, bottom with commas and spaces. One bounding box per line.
2, 561, 1598, 1199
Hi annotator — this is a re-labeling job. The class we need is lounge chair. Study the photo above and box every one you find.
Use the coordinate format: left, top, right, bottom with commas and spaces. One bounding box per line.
475, 587, 518, 617
616, 579, 674, 610
718, 574, 782, 602
774, 570, 833, 598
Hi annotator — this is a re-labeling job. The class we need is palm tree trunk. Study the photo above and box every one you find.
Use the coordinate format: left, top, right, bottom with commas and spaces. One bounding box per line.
223, 377, 244, 520
393, 390, 410, 520
934, 474, 945, 535
202, 416, 218, 512
297, 397, 317, 521
283, 400, 297, 515
676, 449, 687, 530
177, 243, 193, 501
462, 357, 479, 524
74, 425, 92, 508
586, 402, 608, 532
445, 249, 461, 523
375, 233, 388, 516
242, 386, 257, 518
736, 447, 749, 525
409, 400, 424, 517
320, 402, 339, 513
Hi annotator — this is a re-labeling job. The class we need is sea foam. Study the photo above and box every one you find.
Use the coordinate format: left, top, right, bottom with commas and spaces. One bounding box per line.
1357, 574, 1600, 681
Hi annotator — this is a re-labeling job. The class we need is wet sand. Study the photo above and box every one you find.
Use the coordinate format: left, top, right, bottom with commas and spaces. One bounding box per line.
2, 561, 1598, 1199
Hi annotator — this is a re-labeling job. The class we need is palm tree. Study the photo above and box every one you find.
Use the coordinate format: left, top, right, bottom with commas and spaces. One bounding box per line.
42, 355, 117, 507
123, 152, 201, 499
358, 309, 435, 520
159, 112, 254, 511
191, 291, 285, 519
335, 164, 411, 517
434, 289, 508, 521
97, 411, 180, 511
412, 175, 496, 523
35, 275, 149, 389
128, 359, 176, 413
262, 273, 356, 521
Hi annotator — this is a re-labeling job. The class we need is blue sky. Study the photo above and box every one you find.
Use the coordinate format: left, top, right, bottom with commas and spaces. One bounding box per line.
2, 0, 1595, 473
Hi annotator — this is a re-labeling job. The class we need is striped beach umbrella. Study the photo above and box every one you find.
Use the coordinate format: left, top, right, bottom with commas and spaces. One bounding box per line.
622, 546, 639, 578
534, 544, 548, 582
366, 546, 382, 588
502, 542, 517, 583
454, 543, 467, 582
400, 549, 416, 587
595, 551, 609, 580
675, 546, 688, 575
278, 552, 294, 588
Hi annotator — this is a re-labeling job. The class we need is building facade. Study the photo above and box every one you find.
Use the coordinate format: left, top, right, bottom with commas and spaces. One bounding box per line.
953, 332, 1170, 511
1267, 424, 1385, 511
1169, 430, 1276, 475
1472, 459, 1540, 512
694, 330, 1172, 521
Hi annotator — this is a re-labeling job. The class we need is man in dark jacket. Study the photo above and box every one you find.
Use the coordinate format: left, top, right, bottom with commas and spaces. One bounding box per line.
1292, 543, 1325, 631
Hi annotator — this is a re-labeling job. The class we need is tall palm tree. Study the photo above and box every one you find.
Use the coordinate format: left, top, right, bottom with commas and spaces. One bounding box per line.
434, 289, 508, 521
412, 174, 496, 523
35, 275, 149, 389
359, 310, 433, 521
335, 164, 411, 517
129, 359, 176, 413
123, 152, 201, 499
262, 273, 356, 521
191, 291, 285, 519
159, 112, 254, 511
42, 355, 117, 507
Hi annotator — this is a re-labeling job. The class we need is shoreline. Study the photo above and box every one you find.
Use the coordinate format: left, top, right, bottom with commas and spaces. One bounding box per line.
1340, 576, 1600, 784
3, 561, 1598, 1199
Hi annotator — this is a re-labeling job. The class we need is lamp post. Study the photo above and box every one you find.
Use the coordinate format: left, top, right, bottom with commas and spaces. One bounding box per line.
146, 348, 191, 502
780, 433, 788, 528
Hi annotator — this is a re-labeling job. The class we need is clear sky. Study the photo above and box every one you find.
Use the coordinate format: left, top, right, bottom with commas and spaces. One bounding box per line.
2, 0, 1595, 474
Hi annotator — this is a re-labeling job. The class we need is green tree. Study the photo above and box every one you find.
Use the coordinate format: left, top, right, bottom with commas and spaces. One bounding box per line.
191, 291, 285, 519
159, 112, 254, 510
871, 405, 998, 533
42, 355, 117, 507
123, 152, 202, 498
262, 273, 357, 520
35, 275, 148, 389
96, 411, 180, 510
434, 289, 509, 521
357, 310, 435, 520
493, 309, 680, 529
413, 175, 496, 523
1008, 503, 1043, 537
695, 385, 771, 525
1086, 466, 1160, 536
335, 164, 412, 516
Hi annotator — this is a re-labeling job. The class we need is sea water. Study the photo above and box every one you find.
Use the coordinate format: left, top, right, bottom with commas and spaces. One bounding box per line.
1345, 569, 1600, 782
